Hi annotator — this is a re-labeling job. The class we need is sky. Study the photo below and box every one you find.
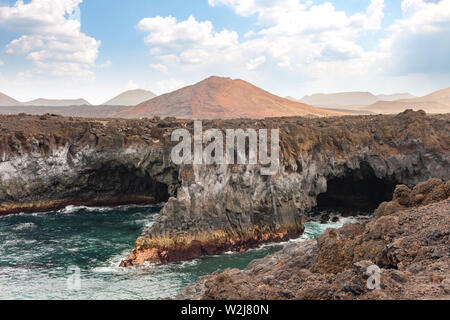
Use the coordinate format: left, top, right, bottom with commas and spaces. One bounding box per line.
0, 0, 449, 104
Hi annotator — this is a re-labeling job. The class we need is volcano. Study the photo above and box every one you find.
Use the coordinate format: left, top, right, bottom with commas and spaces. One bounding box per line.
116, 76, 340, 119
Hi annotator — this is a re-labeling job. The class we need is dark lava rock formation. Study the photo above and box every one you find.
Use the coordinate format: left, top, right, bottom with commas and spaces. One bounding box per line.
0, 114, 179, 214
0, 110, 449, 266
177, 179, 450, 300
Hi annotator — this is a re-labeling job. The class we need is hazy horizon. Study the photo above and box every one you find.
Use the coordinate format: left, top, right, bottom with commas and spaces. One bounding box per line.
2, 75, 449, 106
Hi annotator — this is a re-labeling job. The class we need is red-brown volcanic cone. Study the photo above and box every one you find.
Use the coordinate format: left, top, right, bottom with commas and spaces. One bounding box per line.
116, 76, 340, 119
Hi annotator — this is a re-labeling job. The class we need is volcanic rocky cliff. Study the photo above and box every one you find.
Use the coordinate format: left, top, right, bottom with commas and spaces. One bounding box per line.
177, 179, 450, 300
0, 110, 449, 267
0, 114, 179, 214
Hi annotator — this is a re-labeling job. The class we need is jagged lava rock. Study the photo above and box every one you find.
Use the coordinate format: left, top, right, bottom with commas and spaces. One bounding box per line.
177, 179, 450, 300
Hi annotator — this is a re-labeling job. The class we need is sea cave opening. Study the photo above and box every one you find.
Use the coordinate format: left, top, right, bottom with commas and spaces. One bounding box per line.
83, 163, 171, 204
314, 162, 398, 215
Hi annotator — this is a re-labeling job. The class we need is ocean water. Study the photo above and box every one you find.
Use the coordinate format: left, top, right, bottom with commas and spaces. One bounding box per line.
0, 205, 363, 300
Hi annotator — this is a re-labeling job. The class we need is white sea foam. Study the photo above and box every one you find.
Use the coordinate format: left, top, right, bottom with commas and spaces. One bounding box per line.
57, 205, 110, 214
57, 203, 165, 215
3, 239, 37, 247
175, 259, 200, 268
92, 266, 124, 274
134, 218, 156, 229
13, 222, 37, 231
0, 212, 29, 219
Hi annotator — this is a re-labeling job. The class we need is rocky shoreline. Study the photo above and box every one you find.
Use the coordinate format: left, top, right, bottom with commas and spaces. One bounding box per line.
121, 110, 449, 266
120, 226, 304, 266
177, 179, 450, 300
0, 110, 449, 266
0, 195, 158, 216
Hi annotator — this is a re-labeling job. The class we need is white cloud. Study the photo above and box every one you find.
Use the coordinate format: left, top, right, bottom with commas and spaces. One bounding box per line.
0, 0, 100, 78
209, 0, 384, 32
123, 78, 184, 96
150, 63, 169, 74
0, 60, 3, 66
1, 0, 447, 103
126, 80, 140, 90
5, 35, 44, 54
154, 78, 185, 94
244, 30, 256, 38
366, 0, 385, 29
393, 0, 450, 35
97, 60, 112, 68
138, 1, 387, 83
401, 0, 429, 16
246, 56, 266, 70
137, 0, 449, 98
380, 0, 450, 74
137, 15, 240, 69
137, 15, 238, 50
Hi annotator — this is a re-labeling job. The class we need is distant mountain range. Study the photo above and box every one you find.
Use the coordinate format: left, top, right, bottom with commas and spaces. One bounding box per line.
299, 92, 380, 107
0, 92, 22, 106
116, 76, 340, 119
288, 89, 450, 114
296, 88, 449, 114
296, 92, 416, 107
103, 89, 157, 106
1, 81, 449, 117
376, 93, 416, 101
366, 87, 450, 114
23, 98, 91, 107
0, 93, 92, 107
0, 89, 156, 108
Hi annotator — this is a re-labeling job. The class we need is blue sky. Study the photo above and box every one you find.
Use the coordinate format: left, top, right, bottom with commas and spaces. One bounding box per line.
0, 0, 449, 104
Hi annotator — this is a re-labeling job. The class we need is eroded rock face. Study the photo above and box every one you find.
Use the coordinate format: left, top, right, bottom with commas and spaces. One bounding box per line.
0, 114, 179, 214
0, 111, 449, 266
177, 179, 450, 300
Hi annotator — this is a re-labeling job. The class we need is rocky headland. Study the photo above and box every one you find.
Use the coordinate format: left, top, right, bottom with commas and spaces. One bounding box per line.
0, 110, 449, 268
177, 179, 450, 300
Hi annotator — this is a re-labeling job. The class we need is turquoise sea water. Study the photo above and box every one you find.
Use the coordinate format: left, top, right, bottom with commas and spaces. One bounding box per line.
0, 205, 361, 300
